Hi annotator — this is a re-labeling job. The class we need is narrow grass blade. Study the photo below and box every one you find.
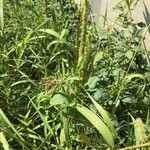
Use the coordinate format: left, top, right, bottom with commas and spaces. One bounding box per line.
125, 74, 145, 82
61, 111, 71, 149
0, 132, 9, 150
146, 108, 150, 126
11, 79, 35, 87
76, 104, 114, 149
124, 73, 146, 93
29, 98, 54, 136
103, 2, 108, 27
82, 86, 116, 135
0, 109, 35, 148
0, 109, 24, 141
18, 31, 33, 59
38, 29, 60, 38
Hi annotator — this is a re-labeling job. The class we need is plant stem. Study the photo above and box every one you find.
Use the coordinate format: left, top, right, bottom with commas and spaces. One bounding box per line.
118, 142, 150, 150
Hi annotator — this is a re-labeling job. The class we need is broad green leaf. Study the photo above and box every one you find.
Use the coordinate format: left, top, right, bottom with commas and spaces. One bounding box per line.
0, 132, 9, 150
125, 50, 133, 59
76, 104, 114, 149
93, 51, 103, 65
87, 76, 98, 89
94, 90, 102, 100
50, 94, 67, 106
67, 76, 80, 83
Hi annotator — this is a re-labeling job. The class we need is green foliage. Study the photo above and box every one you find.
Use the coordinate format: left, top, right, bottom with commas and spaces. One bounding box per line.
0, 0, 150, 149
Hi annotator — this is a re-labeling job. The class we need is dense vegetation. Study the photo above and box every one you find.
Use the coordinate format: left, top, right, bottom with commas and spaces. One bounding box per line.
0, 0, 150, 149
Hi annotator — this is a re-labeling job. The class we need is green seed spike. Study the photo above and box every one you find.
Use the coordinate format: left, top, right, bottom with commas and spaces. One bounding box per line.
78, 0, 88, 57
76, 0, 88, 80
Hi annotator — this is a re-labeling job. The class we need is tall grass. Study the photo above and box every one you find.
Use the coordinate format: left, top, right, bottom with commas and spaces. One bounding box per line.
0, 0, 150, 149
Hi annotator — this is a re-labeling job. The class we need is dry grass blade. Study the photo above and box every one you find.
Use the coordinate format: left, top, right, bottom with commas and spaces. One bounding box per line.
118, 142, 150, 150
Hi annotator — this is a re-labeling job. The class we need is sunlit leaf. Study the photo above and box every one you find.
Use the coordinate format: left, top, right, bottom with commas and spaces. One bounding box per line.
134, 118, 148, 145
30, 98, 54, 136
84, 89, 116, 135
50, 94, 67, 106
38, 29, 60, 38
76, 104, 114, 149
86, 76, 98, 89
60, 128, 65, 145
125, 74, 145, 82
0, 132, 9, 150
18, 31, 33, 59
93, 51, 103, 65
11, 80, 35, 87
